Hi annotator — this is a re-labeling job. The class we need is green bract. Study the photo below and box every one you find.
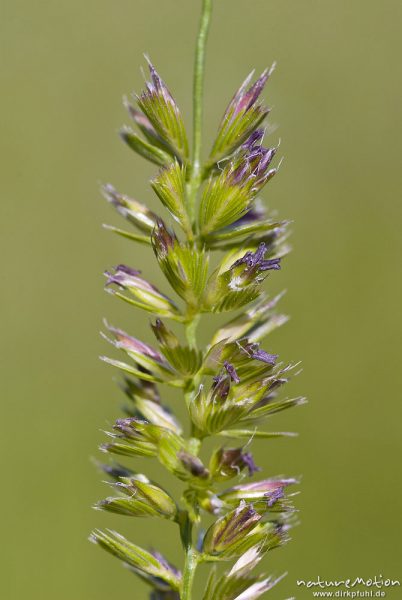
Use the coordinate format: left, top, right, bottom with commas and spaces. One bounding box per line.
96, 475, 177, 519
91, 1, 302, 599
136, 59, 189, 162
151, 162, 193, 238
208, 66, 275, 165
90, 529, 181, 591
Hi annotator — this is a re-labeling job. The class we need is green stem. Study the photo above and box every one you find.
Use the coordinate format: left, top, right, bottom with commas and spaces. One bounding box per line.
180, 512, 199, 600
187, 0, 213, 222
185, 314, 200, 347
182, 546, 198, 600
180, 5, 213, 597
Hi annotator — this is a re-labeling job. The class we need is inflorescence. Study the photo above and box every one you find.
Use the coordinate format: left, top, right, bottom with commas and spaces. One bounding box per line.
90, 3, 303, 599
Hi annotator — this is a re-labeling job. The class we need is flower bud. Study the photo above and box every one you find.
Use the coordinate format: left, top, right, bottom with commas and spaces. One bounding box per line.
209, 447, 260, 481
102, 183, 159, 233
202, 502, 262, 557
152, 219, 209, 309
137, 59, 188, 160
151, 319, 203, 378
218, 478, 297, 513
151, 161, 192, 235
105, 264, 180, 317
210, 66, 275, 161
229, 130, 278, 194
118, 374, 181, 432
102, 323, 180, 386
96, 476, 177, 520
90, 530, 181, 592
189, 376, 268, 436
101, 418, 162, 458
200, 130, 279, 239
229, 243, 281, 290
203, 242, 282, 312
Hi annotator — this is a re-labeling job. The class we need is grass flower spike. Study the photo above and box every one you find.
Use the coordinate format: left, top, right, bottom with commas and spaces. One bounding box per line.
91, 1, 303, 598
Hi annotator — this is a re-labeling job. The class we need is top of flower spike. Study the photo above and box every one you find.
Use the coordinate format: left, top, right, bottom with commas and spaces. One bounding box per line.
210, 64, 275, 162
136, 58, 189, 161
143, 60, 176, 107
227, 67, 272, 117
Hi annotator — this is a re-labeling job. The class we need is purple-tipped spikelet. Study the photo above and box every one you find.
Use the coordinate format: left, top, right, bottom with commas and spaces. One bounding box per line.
91, 2, 303, 599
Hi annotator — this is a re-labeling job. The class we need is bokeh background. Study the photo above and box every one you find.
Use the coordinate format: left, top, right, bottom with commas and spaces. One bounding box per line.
1, 1, 401, 598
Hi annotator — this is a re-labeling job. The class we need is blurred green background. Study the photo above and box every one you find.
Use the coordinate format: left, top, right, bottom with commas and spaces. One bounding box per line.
1, 0, 401, 598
